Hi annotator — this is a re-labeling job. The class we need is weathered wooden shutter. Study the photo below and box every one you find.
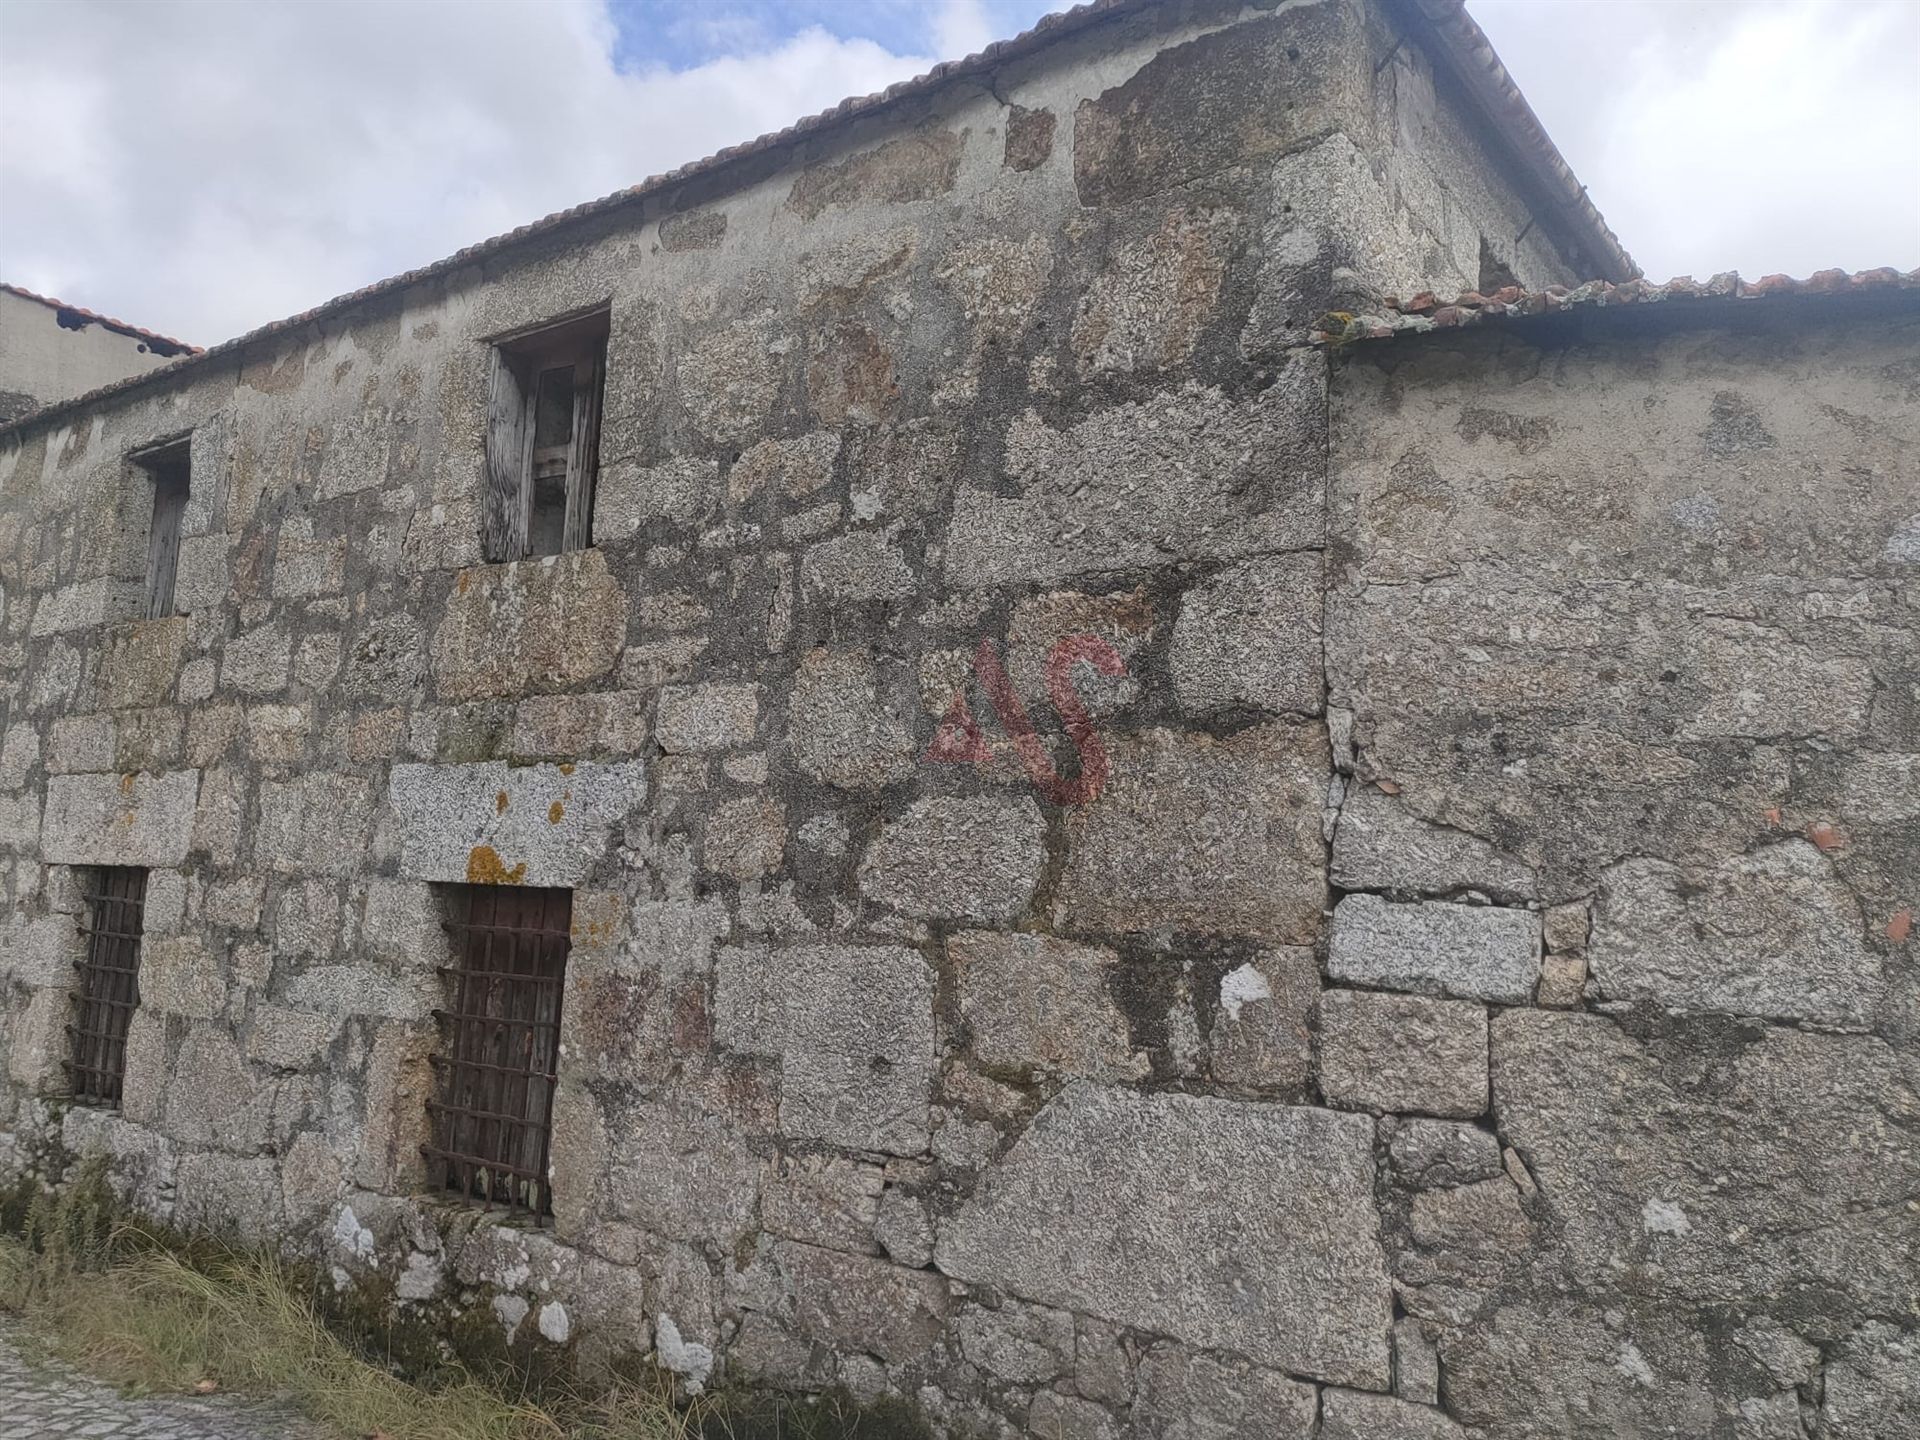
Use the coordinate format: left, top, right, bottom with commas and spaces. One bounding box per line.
561, 350, 603, 553
483, 348, 530, 562
145, 470, 187, 619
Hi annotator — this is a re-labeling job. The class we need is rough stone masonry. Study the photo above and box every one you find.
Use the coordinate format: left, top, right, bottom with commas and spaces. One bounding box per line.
1, 0, 1916, 1436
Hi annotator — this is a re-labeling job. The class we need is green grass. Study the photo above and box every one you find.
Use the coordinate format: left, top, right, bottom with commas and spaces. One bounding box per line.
0, 1166, 934, 1440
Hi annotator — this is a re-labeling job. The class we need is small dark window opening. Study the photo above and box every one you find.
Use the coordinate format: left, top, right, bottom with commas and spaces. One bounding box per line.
483, 310, 608, 563
133, 438, 190, 619
423, 885, 571, 1222
1478, 236, 1521, 295
67, 867, 147, 1108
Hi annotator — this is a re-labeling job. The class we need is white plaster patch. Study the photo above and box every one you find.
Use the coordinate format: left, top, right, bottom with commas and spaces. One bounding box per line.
537, 1302, 571, 1344
1219, 963, 1273, 1021
394, 1249, 443, 1301
1885, 513, 1920, 563
655, 1314, 715, 1395
1642, 1197, 1691, 1236
330, 1204, 376, 1265
493, 1294, 530, 1341
1615, 1342, 1657, 1388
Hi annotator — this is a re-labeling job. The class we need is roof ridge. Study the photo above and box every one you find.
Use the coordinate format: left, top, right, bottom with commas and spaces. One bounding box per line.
0, 281, 201, 356
1313, 266, 1920, 343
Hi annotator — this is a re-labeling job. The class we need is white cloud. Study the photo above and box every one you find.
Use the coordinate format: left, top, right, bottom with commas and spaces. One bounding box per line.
0, 0, 937, 345
932, 0, 996, 62
1, 0, 1912, 347
1472, 0, 1920, 280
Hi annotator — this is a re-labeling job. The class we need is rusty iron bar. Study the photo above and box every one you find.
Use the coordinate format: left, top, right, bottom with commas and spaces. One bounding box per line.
67, 867, 146, 1109
423, 883, 570, 1223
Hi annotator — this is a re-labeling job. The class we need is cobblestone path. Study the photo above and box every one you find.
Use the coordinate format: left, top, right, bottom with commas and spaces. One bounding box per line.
0, 1317, 329, 1439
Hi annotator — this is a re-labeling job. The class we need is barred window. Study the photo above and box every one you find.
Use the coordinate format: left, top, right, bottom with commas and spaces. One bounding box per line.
423, 885, 570, 1221
68, 867, 147, 1108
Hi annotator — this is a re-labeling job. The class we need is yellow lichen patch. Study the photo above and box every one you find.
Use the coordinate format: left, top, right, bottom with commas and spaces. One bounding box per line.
557, 762, 576, 775
119, 773, 137, 795
548, 801, 565, 825
466, 845, 526, 885
495, 790, 510, 814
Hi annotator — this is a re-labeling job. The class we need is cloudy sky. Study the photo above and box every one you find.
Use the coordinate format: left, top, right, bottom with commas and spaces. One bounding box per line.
1, 0, 1914, 348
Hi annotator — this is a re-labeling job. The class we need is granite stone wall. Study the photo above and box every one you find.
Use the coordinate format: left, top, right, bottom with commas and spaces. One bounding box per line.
1, 0, 1913, 1435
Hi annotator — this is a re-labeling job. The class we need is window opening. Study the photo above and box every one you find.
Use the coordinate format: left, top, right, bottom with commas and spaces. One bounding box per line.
67, 866, 147, 1108
423, 884, 571, 1221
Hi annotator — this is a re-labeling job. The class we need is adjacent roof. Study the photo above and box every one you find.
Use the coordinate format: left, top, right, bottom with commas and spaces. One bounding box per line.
0, 0, 1635, 442
1312, 267, 1920, 344
0, 282, 200, 358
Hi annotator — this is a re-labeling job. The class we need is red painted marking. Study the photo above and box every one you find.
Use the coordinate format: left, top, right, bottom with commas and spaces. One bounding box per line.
925, 633, 1129, 804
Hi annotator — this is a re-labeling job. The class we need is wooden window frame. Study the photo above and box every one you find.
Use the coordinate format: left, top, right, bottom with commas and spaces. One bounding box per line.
422, 884, 571, 1222
131, 436, 190, 619
66, 866, 147, 1108
483, 310, 608, 563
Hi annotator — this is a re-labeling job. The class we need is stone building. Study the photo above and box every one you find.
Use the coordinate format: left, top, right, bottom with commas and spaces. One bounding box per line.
0, 0, 1915, 1435
0, 283, 199, 423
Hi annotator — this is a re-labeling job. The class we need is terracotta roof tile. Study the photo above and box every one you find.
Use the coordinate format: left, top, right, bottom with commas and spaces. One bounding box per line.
1313, 267, 1920, 344
0, 282, 201, 356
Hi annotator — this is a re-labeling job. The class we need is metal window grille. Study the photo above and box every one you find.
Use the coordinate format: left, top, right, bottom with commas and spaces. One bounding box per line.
66, 867, 147, 1108
423, 885, 571, 1222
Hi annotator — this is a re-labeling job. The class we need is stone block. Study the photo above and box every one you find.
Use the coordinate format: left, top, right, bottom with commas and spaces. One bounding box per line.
655, 682, 760, 754
1395, 1318, 1441, 1406
1028, 1393, 1119, 1440
787, 647, 916, 790
246, 1004, 341, 1070
1493, 1010, 1918, 1315
164, 1026, 267, 1153
221, 621, 292, 696
596, 1092, 761, 1248
1209, 947, 1317, 1093
0, 914, 78, 988
140, 935, 226, 1019
1073, 204, 1240, 378
1171, 552, 1323, 716
511, 691, 648, 759
1327, 895, 1539, 1003
1588, 841, 1885, 1027
1320, 1389, 1467, 1440
859, 796, 1045, 923
284, 965, 431, 1021
801, 530, 915, 605
1386, 1118, 1505, 1190
1005, 585, 1153, 720
1824, 1322, 1919, 1440
955, 1298, 1074, 1383
4, 988, 65, 1088
727, 431, 839, 505
1054, 723, 1328, 943
714, 943, 935, 1155
47, 714, 115, 773
874, 1182, 934, 1268
1320, 990, 1488, 1119
760, 1152, 883, 1256
0, 722, 39, 791
703, 795, 788, 880
936, 1084, 1391, 1388
1542, 899, 1590, 954
431, 550, 625, 701
256, 772, 373, 876
1131, 1344, 1319, 1439
1072, 3, 1368, 205
387, 759, 646, 887
1536, 951, 1587, 1008
1330, 786, 1536, 902
947, 375, 1324, 589
778, 1240, 950, 1364
950, 930, 1145, 1083
42, 769, 199, 867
